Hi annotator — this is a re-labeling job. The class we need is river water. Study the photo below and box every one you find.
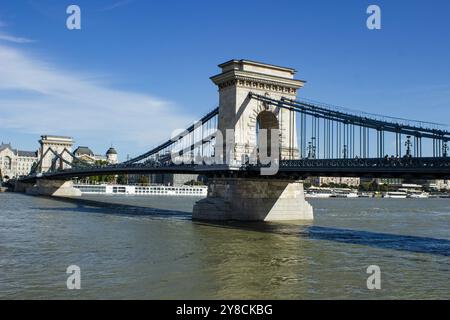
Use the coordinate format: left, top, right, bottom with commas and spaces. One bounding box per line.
0, 192, 449, 299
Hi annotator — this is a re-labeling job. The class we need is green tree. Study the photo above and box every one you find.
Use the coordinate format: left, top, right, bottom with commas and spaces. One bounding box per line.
303, 182, 312, 189
138, 175, 149, 185
184, 179, 204, 186
85, 160, 116, 184
116, 175, 128, 185
358, 181, 373, 191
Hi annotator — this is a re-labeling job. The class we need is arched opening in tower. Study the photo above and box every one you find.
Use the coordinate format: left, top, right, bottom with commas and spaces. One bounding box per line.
256, 111, 279, 157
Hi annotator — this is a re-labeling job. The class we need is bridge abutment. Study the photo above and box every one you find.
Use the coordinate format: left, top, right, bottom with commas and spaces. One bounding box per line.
193, 177, 313, 221
14, 181, 34, 193
25, 179, 81, 197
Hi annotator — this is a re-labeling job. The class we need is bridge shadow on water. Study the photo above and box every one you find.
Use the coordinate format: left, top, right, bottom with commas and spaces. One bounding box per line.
33, 196, 450, 257
306, 225, 450, 257
32, 196, 192, 220
194, 221, 450, 257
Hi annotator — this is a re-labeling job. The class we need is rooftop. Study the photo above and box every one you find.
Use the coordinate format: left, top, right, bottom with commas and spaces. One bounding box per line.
0, 143, 38, 157
17, 150, 38, 157
0, 143, 13, 152
40, 135, 74, 141
218, 59, 297, 74
106, 147, 117, 155
211, 59, 305, 89
73, 146, 94, 156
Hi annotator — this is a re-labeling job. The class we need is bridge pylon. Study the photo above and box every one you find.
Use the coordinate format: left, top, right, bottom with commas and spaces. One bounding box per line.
38, 135, 74, 173
210, 59, 304, 161
194, 60, 313, 221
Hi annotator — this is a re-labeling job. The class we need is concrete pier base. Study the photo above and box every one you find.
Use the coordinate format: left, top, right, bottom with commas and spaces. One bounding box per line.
193, 178, 313, 221
25, 179, 81, 197
14, 181, 33, 193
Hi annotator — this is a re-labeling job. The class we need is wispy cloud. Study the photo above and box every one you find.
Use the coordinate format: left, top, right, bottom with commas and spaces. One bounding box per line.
100, 0, 135, 12
0, 33, 35, 43
0, 18, 34, 43
0, 44, 194, 157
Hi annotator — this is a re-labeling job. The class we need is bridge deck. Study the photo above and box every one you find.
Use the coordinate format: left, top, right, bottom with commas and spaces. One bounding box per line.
18, 157, 450, 182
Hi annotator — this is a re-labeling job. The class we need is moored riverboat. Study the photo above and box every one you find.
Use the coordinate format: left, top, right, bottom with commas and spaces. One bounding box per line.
74, 184, 208, 197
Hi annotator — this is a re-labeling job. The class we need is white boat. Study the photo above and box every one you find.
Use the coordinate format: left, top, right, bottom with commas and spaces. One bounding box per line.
307, 187, 359, 199
330, 188, 359, 198
305, 187, 333, 198
358, 192, 374, 198
383, 191, 407, 199
407, 192, 429, 198
74, 184, 208, 197
346, 192, 359, 198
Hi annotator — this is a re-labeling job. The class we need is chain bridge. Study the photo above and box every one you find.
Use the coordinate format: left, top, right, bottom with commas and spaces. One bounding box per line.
16, 60, 450, 221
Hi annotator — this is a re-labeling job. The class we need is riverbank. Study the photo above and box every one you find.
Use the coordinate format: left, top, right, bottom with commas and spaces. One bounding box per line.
305, 186, 449, 199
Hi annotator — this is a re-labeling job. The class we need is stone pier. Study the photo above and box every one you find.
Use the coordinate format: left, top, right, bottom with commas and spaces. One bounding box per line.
14, 181, 33, 193
193, 178, 313, 221
23, 179, 81, 197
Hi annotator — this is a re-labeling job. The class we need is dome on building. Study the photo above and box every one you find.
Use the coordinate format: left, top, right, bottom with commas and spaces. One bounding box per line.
74, 146, 94, 156
106, 147, 117, 155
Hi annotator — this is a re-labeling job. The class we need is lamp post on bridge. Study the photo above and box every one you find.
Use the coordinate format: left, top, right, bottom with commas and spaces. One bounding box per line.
343, 144, 348, 159
307, 138, 316, 159
405, 135, 413, 157
443, 141, 448, 158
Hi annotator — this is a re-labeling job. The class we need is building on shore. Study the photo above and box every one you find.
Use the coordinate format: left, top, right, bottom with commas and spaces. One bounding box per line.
307, 176, 360, 187
73, 146, 118, 164
124, 173, 202, 186
149, 173, 201, 186
413, 179, 450, 191
359, 177, 404, 186
360, 177, 449, 191
429, 180, 450, 190
0, 142, 38, 180
375, 178, 404, 185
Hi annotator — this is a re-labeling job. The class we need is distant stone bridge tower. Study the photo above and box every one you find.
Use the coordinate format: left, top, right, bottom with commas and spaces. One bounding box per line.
38, 135, 74, 172
210, 59, 305, 161
16, 135, 80, 197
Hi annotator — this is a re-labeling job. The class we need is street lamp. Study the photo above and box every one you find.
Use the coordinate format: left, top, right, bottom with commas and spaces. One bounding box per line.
308, 138, 316, 159
343, 144, 348, 159
443, 141, 448, 158
405, 135, 412, 157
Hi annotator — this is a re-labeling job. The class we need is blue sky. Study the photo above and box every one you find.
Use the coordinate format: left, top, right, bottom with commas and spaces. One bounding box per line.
0, 0, 449, 160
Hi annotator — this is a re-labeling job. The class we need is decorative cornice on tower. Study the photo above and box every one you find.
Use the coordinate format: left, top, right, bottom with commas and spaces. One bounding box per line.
210, 60, 305, 94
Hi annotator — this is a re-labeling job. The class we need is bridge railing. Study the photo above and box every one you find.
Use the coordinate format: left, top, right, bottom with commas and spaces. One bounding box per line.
278, 156, 450, 169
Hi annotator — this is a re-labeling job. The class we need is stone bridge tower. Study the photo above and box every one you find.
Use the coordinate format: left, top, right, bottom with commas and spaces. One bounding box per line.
210, 59, 305, 162
38, 135, 74, 172
193, 60, 313, 221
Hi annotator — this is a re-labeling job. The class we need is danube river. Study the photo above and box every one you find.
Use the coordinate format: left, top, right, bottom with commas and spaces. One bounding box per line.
1, 193, 449, 299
